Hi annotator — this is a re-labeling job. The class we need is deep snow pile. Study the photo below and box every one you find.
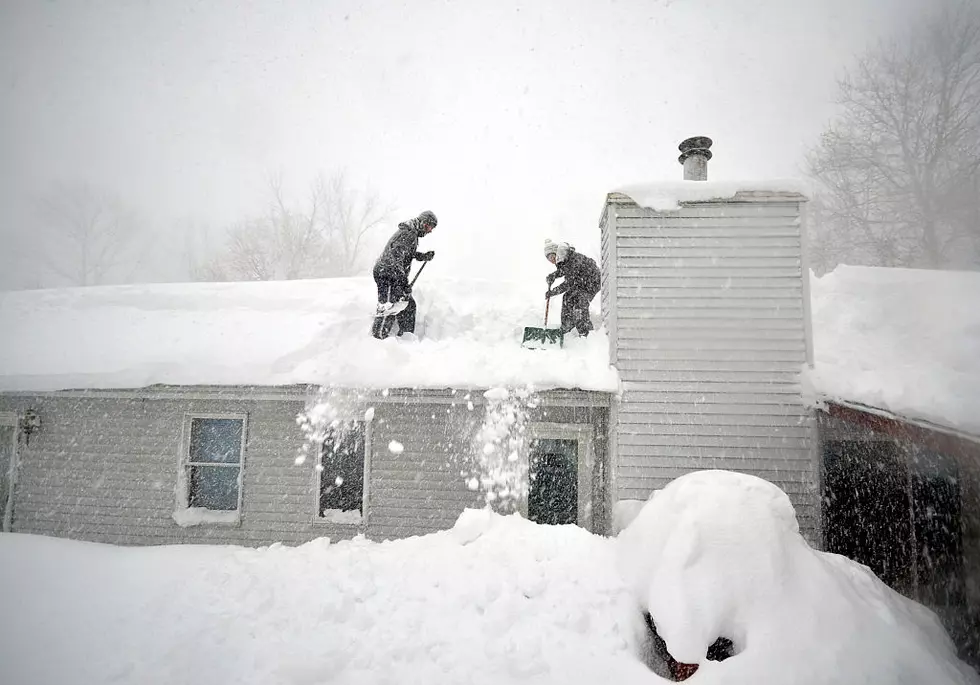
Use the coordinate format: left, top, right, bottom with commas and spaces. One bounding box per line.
619, 470, 978, 684
0, 277, 618, 393
2, 471, 977, 685
808, 265, 980, 435
0, 511, 646, 685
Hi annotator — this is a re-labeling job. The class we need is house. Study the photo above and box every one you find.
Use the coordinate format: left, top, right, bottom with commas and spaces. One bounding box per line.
0, 139, 821, 548
0, 277, 618, 545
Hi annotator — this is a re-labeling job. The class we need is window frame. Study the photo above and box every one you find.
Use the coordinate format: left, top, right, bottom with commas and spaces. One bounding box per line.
311, 416, 372, 527
523, 422, 594, 531
175, 412, 248, 526
0, 412, 19, 533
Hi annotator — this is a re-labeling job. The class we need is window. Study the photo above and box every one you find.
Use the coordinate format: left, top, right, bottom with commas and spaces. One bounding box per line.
523, 423, 594, 530
317, 422, 367, 525
1, 412, 18, 532
174, 414, 246, 526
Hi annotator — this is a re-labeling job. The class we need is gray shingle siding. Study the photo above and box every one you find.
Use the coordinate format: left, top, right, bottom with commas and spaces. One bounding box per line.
601, 192, 819, 544
0, 389, 610, 545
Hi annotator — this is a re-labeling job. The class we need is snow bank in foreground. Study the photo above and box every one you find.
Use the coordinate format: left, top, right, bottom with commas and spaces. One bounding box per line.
0, 277, 618, 393
808, 265, 980, 434
0, 513, 644, 685
615, 179, 810, 211
618, 470, 978, 684
0, 471, 975, 685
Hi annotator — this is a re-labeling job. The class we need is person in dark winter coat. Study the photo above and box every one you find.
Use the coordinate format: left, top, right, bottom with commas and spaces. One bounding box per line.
371, 210, 437, 339
544, 239, 601, 336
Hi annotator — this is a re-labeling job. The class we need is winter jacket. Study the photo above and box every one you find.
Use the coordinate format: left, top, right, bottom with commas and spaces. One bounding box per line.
548, 249, 601, 297
374, 217, 429, 284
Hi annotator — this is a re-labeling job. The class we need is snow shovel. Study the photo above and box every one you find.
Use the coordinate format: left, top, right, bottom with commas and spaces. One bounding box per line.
371, 261, 430, 338
521, 295, 564, 349
374, 261, 430, 319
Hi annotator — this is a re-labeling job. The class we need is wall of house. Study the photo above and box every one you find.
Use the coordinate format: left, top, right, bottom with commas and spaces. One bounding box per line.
600, 192, 819, 544
0, 389, 609, 546
817, 410, 980, 667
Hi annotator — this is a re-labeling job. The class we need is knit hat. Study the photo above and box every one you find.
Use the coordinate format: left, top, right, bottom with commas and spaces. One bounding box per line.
544, 238, 571, 263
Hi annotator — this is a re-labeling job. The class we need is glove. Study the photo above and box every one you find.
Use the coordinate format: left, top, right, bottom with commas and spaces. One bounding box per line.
403, 285, 412, 298
419, 251, 435, 261
545, 289, 554, 299
546, 273, 556, 286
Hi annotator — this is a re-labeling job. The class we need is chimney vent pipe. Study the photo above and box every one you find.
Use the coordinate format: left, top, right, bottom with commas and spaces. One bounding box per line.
678, 136, 713, 181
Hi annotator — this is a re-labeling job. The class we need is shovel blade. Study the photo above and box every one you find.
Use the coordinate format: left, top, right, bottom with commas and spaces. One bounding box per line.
521, 326, 564, 349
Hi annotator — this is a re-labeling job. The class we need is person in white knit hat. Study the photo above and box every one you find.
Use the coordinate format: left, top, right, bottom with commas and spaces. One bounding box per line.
543, 238, 601, 336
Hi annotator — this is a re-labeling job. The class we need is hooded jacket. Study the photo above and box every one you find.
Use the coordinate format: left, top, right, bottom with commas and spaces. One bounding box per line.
548, 248, 601, 297
374, 217, 429, 284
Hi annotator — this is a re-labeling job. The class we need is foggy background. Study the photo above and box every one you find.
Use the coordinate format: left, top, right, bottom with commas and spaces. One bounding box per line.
0, 0, 952, 290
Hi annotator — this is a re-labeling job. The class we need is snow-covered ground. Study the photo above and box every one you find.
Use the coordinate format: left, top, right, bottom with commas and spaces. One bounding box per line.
808, 265, 980, 435
0, 277, 618, 393
1, 471, 975, 685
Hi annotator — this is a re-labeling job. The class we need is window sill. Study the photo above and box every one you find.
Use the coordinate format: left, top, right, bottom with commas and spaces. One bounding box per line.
313, 509, 366, 527
172, 507, 241, 528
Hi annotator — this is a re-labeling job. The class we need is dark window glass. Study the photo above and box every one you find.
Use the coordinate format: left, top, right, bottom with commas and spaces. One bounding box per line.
189, 465, 239, 510
187, 417, 243, 511
528, 438, 578, 526
319, 423, 365, 515
189, 418, 243, 464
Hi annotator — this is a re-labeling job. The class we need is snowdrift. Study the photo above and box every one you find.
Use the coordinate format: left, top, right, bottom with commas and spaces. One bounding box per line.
0, 277, 618, 393
1, 470, 976, 685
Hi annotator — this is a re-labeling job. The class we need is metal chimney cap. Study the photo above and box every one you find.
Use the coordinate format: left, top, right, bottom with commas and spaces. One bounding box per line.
678, 136, 713, 164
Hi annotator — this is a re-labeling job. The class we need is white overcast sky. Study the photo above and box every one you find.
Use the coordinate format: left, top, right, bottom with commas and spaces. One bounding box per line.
0, 0, 934, 287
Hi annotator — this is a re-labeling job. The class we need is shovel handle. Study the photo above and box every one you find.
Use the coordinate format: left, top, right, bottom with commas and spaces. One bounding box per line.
409, 260, 428, 287
544, 296, 550, 326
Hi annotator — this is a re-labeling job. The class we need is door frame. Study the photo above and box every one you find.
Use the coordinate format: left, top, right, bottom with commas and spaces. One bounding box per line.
0, 412, 19, 532
523, 422, 594, 531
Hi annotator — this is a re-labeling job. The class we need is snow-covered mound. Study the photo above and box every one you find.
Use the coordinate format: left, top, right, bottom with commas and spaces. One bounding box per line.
808, 265, 980, 435
0, 512, 647, 685
0, 277, 618, 392
1, 470, 976, 685
618, 470, 978, 684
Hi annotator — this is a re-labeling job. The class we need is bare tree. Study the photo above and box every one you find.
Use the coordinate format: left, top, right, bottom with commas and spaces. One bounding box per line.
34, 181, 148, 286
196, 172, 392, 281
315, 173, 392, 277
806, 1, 980, 273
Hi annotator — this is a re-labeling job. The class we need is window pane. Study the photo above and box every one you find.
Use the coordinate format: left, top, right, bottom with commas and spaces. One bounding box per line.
319, 423, 365, 515
190, 418, 243, 464
189, 465, 240, 510
528, 438, 578, 526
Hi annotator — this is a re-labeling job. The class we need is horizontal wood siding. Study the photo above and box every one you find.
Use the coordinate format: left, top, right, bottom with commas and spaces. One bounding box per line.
0, 392, 609, 546
607, 197, 819, 544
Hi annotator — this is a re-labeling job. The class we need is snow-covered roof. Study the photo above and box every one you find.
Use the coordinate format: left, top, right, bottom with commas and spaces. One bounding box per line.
613, 178, 811, 211
0, 277, 619, 393
808, 265, 980, 436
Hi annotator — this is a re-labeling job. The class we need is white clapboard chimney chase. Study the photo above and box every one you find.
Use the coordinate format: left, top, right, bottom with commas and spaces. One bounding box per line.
599, 140, 818, 542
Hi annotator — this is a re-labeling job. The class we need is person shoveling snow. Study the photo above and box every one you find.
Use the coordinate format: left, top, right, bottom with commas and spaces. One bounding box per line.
521, 239, 601, 349
544, 238, 600, 337
371, 210, 437, 340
